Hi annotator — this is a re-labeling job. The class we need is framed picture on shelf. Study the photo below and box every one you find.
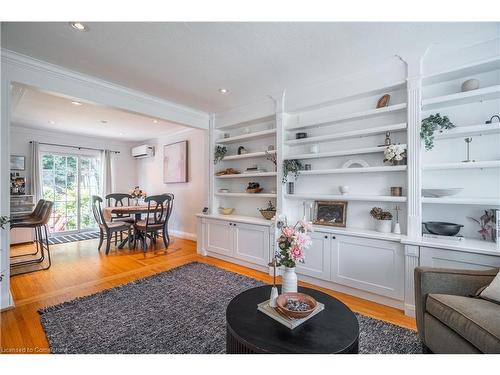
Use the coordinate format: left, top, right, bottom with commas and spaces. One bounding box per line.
10, 155, 25, 171
313, 200, 348, 227
163, 140, 188, 183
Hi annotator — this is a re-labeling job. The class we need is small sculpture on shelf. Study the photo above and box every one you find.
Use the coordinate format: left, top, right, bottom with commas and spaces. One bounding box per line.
485, 115, 500, 124
468, 210, 498, 242
214, 145, 227, 164
462, 137, 475, 163
384, 144, 407, 166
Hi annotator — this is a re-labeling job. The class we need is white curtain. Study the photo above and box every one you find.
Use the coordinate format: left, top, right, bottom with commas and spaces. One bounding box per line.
101, 150, 113, 201
29, 141, 42, 201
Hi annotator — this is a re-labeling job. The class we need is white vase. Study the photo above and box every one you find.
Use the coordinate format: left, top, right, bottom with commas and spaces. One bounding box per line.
282, 266, 298, 293
376, 219, 392, 233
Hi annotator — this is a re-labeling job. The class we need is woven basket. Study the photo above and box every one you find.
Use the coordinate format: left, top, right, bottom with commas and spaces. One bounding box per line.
259, 209, 276, 220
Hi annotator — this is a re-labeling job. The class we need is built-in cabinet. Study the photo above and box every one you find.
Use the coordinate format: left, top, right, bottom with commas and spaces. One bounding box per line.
295, 232, 332, 281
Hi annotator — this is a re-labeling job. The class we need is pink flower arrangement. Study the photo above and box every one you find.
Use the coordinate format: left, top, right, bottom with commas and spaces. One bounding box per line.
276, 218, 312, 268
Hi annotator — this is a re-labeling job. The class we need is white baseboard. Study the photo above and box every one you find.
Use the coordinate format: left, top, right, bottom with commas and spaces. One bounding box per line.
171, 230, 197, 241
404, 303, 416, 317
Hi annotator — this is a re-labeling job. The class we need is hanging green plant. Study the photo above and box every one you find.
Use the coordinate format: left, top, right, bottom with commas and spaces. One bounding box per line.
421, 113, 455, 150
214, 145, 227, 164
282, 159, 303, 183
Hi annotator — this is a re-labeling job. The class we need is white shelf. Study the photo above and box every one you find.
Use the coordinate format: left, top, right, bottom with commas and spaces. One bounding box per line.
287, 103, 407, 131
434, 123, 500, 140
215, 115, 275, 130
215, 192, 277, 198
285, 193, 407, 203
216, 172, 277, 179
196, 213, 273, 226
285, 123, 407, 146
422, 85, 500, 110
285, 146, 389, 160
298, 165, 406, 175
422, 197, 500, 205
215, 129, 276, 144
401, 236, 500, 257
312, 225, 403, 242
423, 160, 500, 170
223, 150, 276, 161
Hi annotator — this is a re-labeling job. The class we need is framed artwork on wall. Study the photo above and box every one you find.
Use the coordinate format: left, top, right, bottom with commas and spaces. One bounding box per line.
313, 200, 348, 227
10, 155, 26, 171
163, 140, 188, 183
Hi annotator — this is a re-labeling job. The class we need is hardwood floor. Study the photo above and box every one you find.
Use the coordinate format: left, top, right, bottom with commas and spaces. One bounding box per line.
1, 237, 416, 353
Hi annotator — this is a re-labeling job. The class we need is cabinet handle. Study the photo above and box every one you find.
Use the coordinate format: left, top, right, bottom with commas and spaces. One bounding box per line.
234, 223, 237, 227
331, 236, 336, 239
324, 235, 328, 239
229, 223, 233, 226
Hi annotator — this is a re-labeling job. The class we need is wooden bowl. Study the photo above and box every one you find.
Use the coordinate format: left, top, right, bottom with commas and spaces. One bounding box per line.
246, 187, 263, 194
276, 293, 317, 319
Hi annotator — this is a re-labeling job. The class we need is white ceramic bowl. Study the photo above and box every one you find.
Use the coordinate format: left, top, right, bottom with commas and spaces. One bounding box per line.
422, 188, 463, 198
218, 207, 235, 215
338, 185, 349, 195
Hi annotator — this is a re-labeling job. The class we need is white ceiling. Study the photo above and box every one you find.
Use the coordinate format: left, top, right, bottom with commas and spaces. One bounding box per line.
10, 84, 187, 142
2, 22, 498, 113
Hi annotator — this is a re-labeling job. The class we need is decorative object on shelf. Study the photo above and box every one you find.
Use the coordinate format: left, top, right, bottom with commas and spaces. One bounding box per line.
421, 113, 455, 150
303, 164, 312, 171
423, 221, 463, 237
370, 207, 393, 233
223, 133, 230, 139
218, 188, 229, 193
201, 207, 209, 215
243, 165, 267, 173
309, 144, 319, 154
485, 115, 500, 124
267, 145, 275, 151
276, 293, 318, 319
259, 201, 276, 220
10, 174, 26, 195
214, 145, 227, 164
461, 78, 480, 92
314, 200, 348, 227
393, 205, 402, 234
342, 159, 369, 169
384, 132, 392, 146
384, 144, 407, 166
275, 217, 312, 293
264, 150, 277, 171
282, 159, 303, 183
218, 207, 235, 215
468, 210, 498, 242
421, 188, 463, 197
164, 140, 188, 183
130, 186, 147, 205
376, 94, 390, 108
0, 216, 9, 229
215, 168, 240, 176
462, 137, 475, 163
268, 258, 279, 308
338, 185, 349, 195
302, 201, 313, 221
295, 132, 307, 139
390, 187, 403, 197
10, 155, 26, 171
237, 146, 248, 155
287, 182, 295, 195
246, 182, 263, 194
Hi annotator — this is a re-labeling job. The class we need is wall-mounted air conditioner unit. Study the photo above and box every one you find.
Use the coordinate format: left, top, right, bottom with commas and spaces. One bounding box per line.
131, 145, 155, 158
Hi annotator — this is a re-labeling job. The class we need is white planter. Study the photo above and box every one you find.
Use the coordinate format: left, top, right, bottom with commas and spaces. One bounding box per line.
282, 266, 298, 293
376, 219, 393, 233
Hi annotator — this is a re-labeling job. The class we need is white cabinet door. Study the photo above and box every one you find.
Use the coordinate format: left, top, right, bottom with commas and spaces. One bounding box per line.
204, 219, 234, 256
331, 235, 404, 300
296, 232, 331, 281
420, 246, 500, 270
233, 222, 270, 266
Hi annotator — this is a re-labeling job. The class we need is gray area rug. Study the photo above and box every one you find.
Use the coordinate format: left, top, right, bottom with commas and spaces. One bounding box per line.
39, 262, 422, 354
48, 232, 100, 245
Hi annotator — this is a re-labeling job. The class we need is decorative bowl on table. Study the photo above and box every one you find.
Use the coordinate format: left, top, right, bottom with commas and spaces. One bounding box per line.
218, 207, 235, 215
423, 221, 464, 236
422, 188, 463, 198
276, 293, 317, 319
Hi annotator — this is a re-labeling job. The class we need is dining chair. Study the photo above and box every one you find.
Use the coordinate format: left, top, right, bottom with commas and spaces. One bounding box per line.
134, 194, 173, 251
105, 193, 135, 245
91, 195, 132, 255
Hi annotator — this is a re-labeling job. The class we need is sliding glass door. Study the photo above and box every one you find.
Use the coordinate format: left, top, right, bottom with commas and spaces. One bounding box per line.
41, 152, 101, 234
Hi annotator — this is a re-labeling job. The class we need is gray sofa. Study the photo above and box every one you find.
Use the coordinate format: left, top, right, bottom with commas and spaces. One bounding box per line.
414, 267, 500, 354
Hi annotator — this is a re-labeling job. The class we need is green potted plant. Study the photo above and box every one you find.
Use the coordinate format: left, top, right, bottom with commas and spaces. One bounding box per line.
282, 159, 303, 183
214, 145, 227, 164
421, 113, 455, 150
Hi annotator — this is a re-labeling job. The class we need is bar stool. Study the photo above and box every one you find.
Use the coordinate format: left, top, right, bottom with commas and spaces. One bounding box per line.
10, 199, 46, 258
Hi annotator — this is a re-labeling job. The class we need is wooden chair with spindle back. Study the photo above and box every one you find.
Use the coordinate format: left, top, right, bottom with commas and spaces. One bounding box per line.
134, 194, 173, 251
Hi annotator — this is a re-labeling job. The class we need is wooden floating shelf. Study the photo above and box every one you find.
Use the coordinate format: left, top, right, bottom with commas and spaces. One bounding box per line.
434, 123, 500, 140
285, 123, 407, 146
285, 194, 407, 203
223, 150, 276, 161
422, 197, 500, 205
215, 192, 277, 198
215, 129, 276, 144
422, 85, 500, 110
216, 172, 277, 178
423, 160, 500, 170
297, 165, 406, 175
285, 146, 389, 160
287, 103, 407, 131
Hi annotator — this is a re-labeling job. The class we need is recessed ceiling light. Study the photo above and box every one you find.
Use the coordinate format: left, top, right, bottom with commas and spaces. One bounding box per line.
49, 120, 56, 125
69, 22, 89, 32
100, 120, 107, 124
71, 101, 83, 106
153, 119, 159, 124
218, 88, 229, 94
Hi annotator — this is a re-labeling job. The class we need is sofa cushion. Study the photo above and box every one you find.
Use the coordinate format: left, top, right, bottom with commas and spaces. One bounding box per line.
426, 293, 500, 353
480, 271, 500, 304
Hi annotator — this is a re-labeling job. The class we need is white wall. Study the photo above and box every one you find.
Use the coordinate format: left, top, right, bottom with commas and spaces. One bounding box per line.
136, 128, 208, 240
10, 125, 138, 194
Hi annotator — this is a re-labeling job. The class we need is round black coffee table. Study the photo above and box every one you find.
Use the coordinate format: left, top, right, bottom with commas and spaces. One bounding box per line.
226, 286, 359, 354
